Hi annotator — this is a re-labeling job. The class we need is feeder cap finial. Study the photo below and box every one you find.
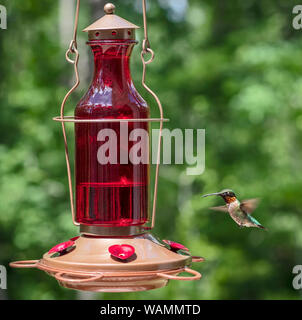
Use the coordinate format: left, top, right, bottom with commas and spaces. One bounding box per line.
83, 2, 139, 40
104, 3, 116, 15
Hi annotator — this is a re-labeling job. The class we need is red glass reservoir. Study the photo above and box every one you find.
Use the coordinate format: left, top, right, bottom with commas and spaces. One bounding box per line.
75, 39, 150, 226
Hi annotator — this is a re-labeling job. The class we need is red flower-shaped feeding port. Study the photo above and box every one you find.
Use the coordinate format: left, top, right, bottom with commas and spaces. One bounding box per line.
48, 240, 75, 255
163, 240, 189, 252
108, 244, 135, 260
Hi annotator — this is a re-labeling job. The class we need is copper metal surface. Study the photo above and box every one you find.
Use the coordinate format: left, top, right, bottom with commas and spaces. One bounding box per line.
104, 3, 116, 14
87, 29, 136, 40
40, 235, 192, 272
83, 3, 139, 40
10, 234, 204, 292
83, 6, 139, 32
191, 256, 206, 263
10, 260, 200, 292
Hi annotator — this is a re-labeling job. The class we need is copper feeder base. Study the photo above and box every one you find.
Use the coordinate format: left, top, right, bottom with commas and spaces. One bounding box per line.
10, 233, 204, 292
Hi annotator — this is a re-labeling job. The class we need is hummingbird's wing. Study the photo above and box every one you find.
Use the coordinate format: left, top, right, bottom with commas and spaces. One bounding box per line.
240, 198, 260, 214
209, 205, 229, 213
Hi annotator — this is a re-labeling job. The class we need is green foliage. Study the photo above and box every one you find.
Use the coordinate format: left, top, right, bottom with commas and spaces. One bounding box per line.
0, 0, 302, 299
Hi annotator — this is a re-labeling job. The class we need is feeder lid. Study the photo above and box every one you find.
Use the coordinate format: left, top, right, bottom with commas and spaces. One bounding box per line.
83, 3, 140, 32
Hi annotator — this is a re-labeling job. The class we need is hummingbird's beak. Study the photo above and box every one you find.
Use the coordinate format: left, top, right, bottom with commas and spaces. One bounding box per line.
202, 192, 221, 198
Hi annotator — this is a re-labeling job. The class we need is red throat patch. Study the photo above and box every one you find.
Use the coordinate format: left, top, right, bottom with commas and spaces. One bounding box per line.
225, 196, 237, 204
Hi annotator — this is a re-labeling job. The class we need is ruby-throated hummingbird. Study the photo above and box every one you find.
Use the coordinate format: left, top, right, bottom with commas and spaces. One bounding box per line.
202, 189, 267, 230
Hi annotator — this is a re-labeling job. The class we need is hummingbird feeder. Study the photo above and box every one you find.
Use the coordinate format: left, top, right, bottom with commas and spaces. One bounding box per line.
10, 1, 204, 292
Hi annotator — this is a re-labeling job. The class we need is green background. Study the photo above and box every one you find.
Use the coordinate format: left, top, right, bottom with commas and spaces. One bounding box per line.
1, 0, 302, 299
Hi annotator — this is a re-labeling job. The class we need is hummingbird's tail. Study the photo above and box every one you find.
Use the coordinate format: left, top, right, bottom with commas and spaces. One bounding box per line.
257, 224, 268, 231
249, 215, 268, 230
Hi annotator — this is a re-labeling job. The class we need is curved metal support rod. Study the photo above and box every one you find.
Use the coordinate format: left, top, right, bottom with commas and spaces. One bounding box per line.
53, 116, 169, 123
141, 0, 164, 230
191, 256, 206, 263
157, 267, 202, 281
55, 272, 104, 284
9, 260, 39, 269
59, 0, 81, 226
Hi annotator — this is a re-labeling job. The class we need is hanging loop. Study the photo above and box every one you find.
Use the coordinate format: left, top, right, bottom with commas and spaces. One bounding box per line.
65, 40, 79, 64
141, 47, 154, 65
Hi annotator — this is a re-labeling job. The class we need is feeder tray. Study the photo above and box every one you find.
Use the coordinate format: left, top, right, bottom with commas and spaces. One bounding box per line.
10, 234, 204, 292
